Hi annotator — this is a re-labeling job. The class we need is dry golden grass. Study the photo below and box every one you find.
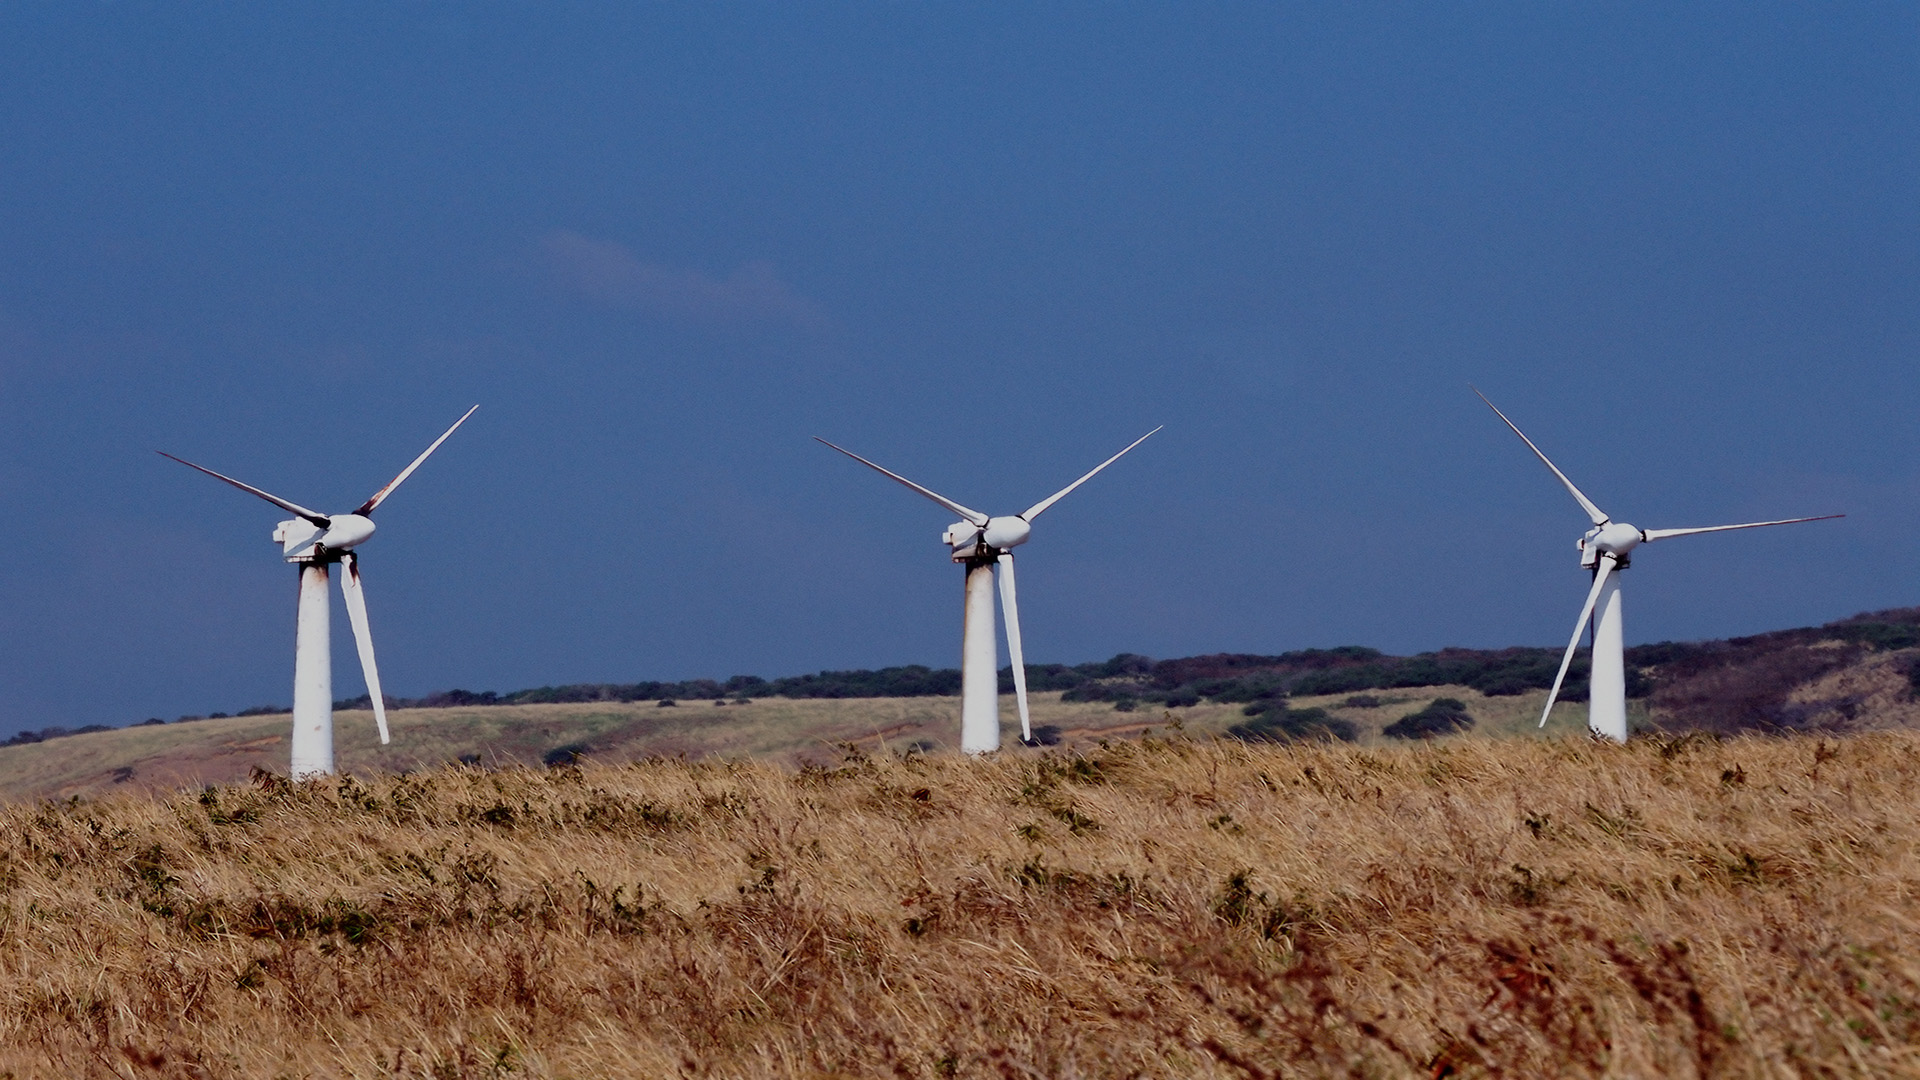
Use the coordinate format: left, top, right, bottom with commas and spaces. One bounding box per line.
2, 730, 1917, 1078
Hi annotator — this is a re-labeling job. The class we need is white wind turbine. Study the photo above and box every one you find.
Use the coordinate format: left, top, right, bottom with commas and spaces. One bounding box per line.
161, 406, 478, 778
1476, 390, 1841, 741
816, 427, 1160, 753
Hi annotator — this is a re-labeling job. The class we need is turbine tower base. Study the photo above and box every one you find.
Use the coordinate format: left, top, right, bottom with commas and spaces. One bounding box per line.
959, 558, 1000, 754
1589, 572, 1628, 743
289, 561, 334, 778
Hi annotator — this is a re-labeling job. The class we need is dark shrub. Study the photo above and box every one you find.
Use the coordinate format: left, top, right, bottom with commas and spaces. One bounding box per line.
1291, 666, 1393, 697
1061, 683, 1118, 703
140, 717, 167, 726
1343, 695, 1381, 708
657, 699, 677, 708
1086, 654, 1155, 679
1018, 664, 1091, 692
1834, 621, 1920, 652
1649, 641, 1863, 734
416, 689, 499, 708
1024, 725, 1064, 747
544, 743, 592, 767
1194, 676, 1288, 704
1001, 665, 1086, 693
1383, 698, 1475, 740
764, 665, 962, 699
1227, 705, 1356, 744
1624, 667, 1654, 698
1474, 675, 1533, 697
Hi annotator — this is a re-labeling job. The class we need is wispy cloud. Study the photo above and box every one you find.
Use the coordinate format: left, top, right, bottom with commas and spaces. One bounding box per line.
540, 230, 825, 330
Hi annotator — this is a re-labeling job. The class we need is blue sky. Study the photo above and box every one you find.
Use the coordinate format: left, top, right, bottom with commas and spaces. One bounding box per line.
0, 3, 1912, 731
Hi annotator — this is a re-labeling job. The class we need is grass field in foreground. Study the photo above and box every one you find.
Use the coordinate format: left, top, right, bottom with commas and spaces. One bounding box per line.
0, 687, 1620, 802
0, 731, 1912, 1077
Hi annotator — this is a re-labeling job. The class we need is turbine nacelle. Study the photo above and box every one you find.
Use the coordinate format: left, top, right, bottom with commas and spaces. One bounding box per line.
325, 514, 377, 550
984, 515, 1032, 550
275, 518, 322, 560
1578, 522, 1643, 568
274, 515, 377, 561
946, 516, 1031, 560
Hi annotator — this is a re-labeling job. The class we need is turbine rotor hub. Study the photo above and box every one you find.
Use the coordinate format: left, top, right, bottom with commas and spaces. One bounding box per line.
944, 515, 1032, 561
1579, 522, 1643, 568
982, 516, 1031, 550
274, 514, 376, 562
323, 514, 377, 551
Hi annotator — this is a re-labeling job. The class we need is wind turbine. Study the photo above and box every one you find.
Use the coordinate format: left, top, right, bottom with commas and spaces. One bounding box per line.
160, 406, 478, 778
816, 427, 1160, 753
1475, 390, 1840, 741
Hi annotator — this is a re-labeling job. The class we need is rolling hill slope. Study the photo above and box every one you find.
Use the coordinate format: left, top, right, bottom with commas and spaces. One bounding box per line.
0, 688, 1593, 803
7, 605, 1919, 803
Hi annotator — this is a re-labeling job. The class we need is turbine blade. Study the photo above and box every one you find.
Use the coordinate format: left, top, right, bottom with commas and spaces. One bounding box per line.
1540, 555, 1617, 728
1472, 389, 1609, 527
339, 553, 390, 745
996, 553, 1032, 744
1641, 514, 1844, 542
812, 438, 989, 526
156, 452, 331, 527
1020, 426, 1162, 521
355, 405, 479, 516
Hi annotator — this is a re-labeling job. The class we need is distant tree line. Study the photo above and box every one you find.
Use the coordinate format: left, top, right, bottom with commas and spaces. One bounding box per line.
22, 647, 1636, 741
328, 644, 1627, 718
1, 723, 117, 748
26, 607, 1920, 744
1049, 645, 1625, 711
328, 664, 968, 712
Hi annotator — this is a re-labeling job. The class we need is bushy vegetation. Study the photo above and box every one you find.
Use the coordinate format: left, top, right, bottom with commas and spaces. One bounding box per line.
0, 722, 114, 747
1058, 646, 1596, 713
0, 734, 1913, 1076
331, 666, 967, 713
1633, 607, 1920, 734
1382, 697, 1476, 740
1225, 703, 1357, 744
315, 644, 1594, 726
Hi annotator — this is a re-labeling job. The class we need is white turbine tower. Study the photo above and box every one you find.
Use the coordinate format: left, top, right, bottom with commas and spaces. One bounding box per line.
1476, 390, 1841, 741
816, 427, 1160, 754
161, 406, 478, 778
